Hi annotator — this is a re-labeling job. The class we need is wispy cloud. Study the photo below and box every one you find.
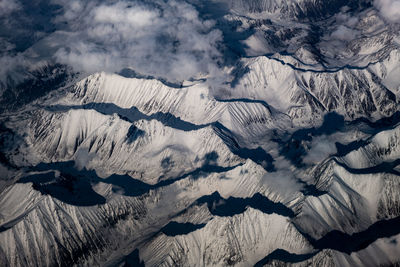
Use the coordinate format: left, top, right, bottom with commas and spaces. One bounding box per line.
1, 0, 225, 87
330, 25, 359, 41
49, 0, 223, 82
303, 135, 337, 164
374, 0, 400, 23
0, 0, 20, 17
262, 159, 303, 198
330, 8, 360, 41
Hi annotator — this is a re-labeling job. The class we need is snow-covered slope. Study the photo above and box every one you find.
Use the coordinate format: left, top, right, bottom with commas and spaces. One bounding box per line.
230, 53, 399, 125
193, 0, 359, 19
25, 109, 242, 183
140, 209, 312, 266
1, 0, 400, 266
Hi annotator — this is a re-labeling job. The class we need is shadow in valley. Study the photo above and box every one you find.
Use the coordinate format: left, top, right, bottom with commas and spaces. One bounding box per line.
213, 122, 275, 171
334, 158, 400, 176
278, 112, 345, 167
298, 180, 327, 197
303, 215, 400, 254
118, 68, 189, 89
254, 215, 400, 265
214, 97, 272, 112
17, 153, 242, 206
122, 249, 145, 267
335, 111, 400, 157
18, 171, 106, 206
349, 111, 400, 131
160, 221, 206, 237
187, 191, 295, 218
45, 103, 276, 172
0, 123, 19, 170
335, 139, 370, 157
190, 1, 254, 66
45, 103, 210, 132
280, 111, 400, 166
126, 125, 146, 144
214, 120, 327, 197
254, 249, 318, 267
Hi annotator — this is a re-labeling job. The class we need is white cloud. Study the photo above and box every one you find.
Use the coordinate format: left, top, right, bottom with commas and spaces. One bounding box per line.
330, 25, 359, 41
261, 159, 303, 199
74, 148, 95, 170
93, 3, 157, 27
262, 170, 303, 197
335, 9, 358, 28
0, 0, 20, 17
303, 135, 337, 164
329, 8, 360, 42
51, 0, 224, 82
0, 0, 225, 86
0, 54, 24, 82
374, 0, 400, 23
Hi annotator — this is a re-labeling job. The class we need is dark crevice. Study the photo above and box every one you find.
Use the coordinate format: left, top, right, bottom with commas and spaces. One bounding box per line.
160, 221, 206, 237
298, 180, 327, 197
299, 216, 400, 254
45, 103, 211, 132
254, 249, 318, 266
335, 139, 370, 157
261, 53, 381, 74
213, 122, 275, 171
122, 249, 145, 267
334, 158, 400, 176
118, 68, 188, 89
184, 191, 295, 218
44, 103, 276, 171
276, 112, 345, 167
15, 152, 242, 205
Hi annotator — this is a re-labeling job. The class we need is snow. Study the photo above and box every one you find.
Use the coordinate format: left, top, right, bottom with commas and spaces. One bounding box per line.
1, 1, 400, 266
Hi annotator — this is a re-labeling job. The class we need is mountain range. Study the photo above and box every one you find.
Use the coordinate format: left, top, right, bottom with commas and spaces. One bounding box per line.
0, 0, 400, 266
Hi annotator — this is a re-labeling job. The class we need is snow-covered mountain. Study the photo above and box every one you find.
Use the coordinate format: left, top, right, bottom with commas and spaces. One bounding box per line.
1, 0, 400, 266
